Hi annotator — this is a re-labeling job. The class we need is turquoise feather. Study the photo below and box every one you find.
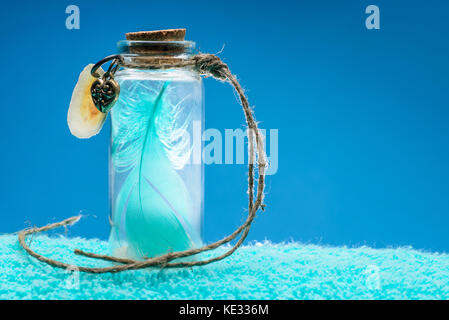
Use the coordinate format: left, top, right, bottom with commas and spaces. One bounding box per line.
109, 80, 200, 259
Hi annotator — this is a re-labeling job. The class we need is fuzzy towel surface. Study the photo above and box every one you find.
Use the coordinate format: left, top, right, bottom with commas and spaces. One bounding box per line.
1, 234, 448, 300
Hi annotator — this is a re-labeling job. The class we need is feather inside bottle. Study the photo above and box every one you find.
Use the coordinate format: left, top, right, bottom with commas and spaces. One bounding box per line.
110, 79, 202, 260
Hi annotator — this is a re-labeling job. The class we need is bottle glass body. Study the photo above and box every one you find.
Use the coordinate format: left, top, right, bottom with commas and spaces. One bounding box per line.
109, 41, 204, 260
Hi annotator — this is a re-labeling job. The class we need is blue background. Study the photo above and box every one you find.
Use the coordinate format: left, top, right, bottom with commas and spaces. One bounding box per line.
0, 0, 448, 252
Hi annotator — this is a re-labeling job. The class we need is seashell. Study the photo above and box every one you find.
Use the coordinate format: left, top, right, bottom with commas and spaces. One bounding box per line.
67, 64, 107, 139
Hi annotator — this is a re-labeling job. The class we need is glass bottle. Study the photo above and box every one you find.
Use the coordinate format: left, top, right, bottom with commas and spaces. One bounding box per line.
108, 38, 204, 260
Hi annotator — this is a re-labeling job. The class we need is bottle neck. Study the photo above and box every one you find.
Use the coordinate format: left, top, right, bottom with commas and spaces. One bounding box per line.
117, 40, 196, 69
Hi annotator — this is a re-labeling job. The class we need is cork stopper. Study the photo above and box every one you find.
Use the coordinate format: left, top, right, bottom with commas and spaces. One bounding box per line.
121, 28, 191, 67
126, 29, 186, 41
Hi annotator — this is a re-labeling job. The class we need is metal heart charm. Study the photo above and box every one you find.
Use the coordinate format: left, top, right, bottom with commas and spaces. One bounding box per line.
91, 78, 120, 113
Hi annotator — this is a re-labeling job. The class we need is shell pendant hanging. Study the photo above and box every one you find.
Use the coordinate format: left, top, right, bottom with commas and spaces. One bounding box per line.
68, 57, 121, 139
67, 64, 108, 139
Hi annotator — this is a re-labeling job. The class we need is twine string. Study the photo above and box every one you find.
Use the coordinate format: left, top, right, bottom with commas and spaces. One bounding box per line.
17, 54, 266, 274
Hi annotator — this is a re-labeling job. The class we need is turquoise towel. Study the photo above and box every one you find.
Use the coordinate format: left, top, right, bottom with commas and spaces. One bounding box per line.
1, 234, 448, 299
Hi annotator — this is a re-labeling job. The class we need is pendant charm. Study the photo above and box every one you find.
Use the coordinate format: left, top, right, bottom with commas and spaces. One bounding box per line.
67, 64, 108, 139
90, 54, 122, 113
91, 78, 120, 113
67, 56, 122, 139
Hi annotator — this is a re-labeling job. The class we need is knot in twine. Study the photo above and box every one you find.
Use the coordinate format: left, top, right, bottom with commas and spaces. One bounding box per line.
192, 54, 229, 80
18, 54, 267, 274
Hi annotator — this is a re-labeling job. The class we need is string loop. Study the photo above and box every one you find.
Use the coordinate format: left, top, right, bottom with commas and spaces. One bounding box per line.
18, 54, 266, 274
